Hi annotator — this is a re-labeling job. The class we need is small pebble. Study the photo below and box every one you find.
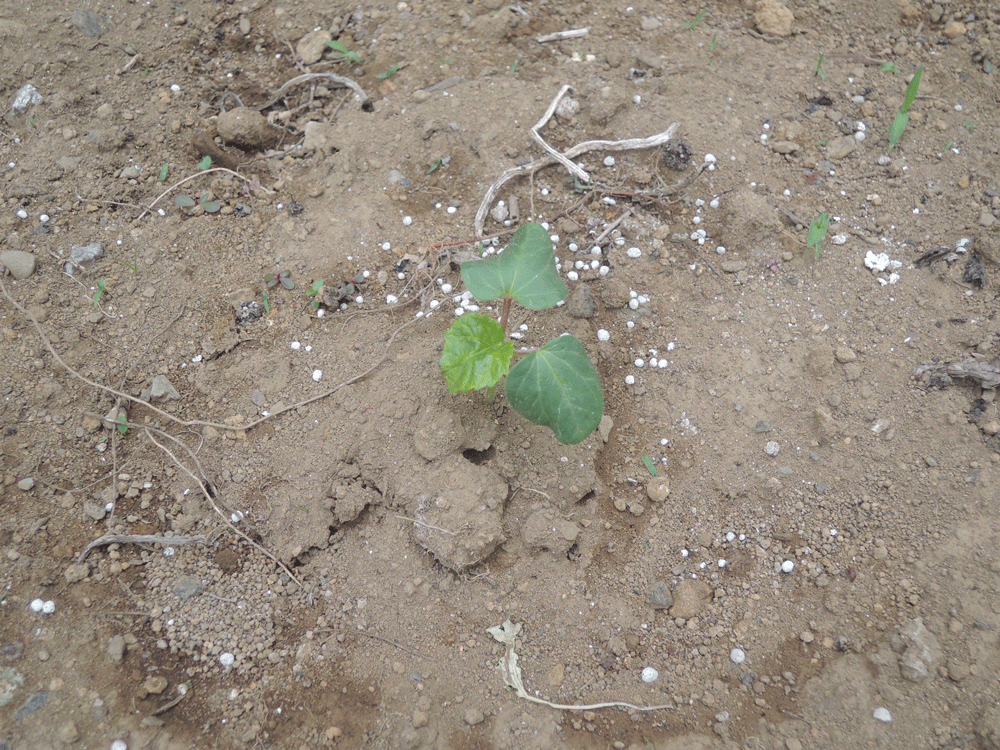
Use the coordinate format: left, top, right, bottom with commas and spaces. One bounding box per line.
626, 247, 642, 259
30, 599, 44, 612
625, 375, 635, 385
730, 648, 746, 665
781, 560, 796, 573
402, 215, 413, 226
597, 329, 611, 342
220, 652, 235, 667
312, 369, 322, 382
604, 156, 616, 167
873, 707, 892, 723
641, 667, 658, 683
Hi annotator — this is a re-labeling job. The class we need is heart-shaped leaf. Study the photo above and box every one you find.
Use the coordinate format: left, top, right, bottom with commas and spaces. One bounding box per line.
440, 313, 514, 393
506, 335, 603, 444
461, 223, 568, 310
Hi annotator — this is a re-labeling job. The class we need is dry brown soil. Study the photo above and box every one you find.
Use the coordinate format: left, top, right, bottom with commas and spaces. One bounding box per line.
2, 0, 1000, 749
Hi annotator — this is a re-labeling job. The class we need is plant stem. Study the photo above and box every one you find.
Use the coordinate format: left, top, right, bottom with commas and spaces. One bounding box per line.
486, 384, 496, 405
499, 297, 513, 333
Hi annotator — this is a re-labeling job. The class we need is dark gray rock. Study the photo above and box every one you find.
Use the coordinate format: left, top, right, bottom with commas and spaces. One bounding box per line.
647, 581, 673, 609
566, 284, 596, 318
173, 575, 203, 600
71, 9, 107, 37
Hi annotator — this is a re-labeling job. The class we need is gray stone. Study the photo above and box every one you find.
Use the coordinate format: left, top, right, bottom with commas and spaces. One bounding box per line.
979, 211, 996, 228
16, 477, 34, 491
387, 169, 410, 186
755, 420, 772, 433
69, 242, 103, 268
63, 563, 89, 583
598, 415, 613, 442
71, 9, 107, 37
150, 375, 181, 401
107, 634, 126, 663
11, 84, 42, 113
770, 140, 801, 154
898, 617, 942, 681
216, 108, 282, 151
12, 691, 48, 721
83, 501, 106, 521
56, 155, 80, 171
826, 136, 856, 160
720, 260, 746, 273
464, 708, 485, 726
296, 29, 332, 65
0, 250, 37, 279
566, 284, 596, 318
121, 165, 141, 179
173, 575, 203, 600
646, 581, 673, 609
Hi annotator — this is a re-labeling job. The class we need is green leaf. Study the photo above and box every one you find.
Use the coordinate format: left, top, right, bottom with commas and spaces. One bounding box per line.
116, 413, 128, 435
440, 313, 514, 393
174, 194, 196, 208
887, 111, 908, 151
197, 155, 212, 170
201, 201, 221, 213
901, 66, 923, 112
158, 163, 169, 182
506, 335, 603, 444
376, 63, 402, 79
461, 223, 568, 310
807, 213, 829, 260
642, 454, 658, 477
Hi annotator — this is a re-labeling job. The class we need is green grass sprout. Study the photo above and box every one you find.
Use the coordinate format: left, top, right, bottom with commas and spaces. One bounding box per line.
815, 53, 826, 80
807, 213, 830, 260
158, 163, 169, 182
684, 10, 707, 29
93, 277, 106, 309
887, 65, 923, 151
376, 62, 402, 79
327, 40, 360, 64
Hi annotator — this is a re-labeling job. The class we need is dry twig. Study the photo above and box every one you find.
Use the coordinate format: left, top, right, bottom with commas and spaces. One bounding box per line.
78, 533, 206, 563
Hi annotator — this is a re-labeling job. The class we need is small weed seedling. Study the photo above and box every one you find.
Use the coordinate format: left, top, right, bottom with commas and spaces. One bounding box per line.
158, 163, 170, 182
814, 53, 826, 80
174, 192, 221, 214
427, 157, 443, 175
262, 289, 270, 315
92, 277, 106, 309
376, 63, 402, 79
307, 278, 324, 310
115, 249, 139, 274
887, 65, 923, 151
964, 118, 977, 133
327, 40, 360, 64
684, 10, 707, 29
440, 223, 604, 445
807, 212, 830, 260
197, 155, 212, 170
880, 61, 901, 74
116, 412, 128, 435
704, 33, 718, 64
265, 270, 295, 291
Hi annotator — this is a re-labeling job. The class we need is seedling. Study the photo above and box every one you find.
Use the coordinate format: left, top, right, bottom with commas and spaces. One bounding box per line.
427, 157, 443, 175
704, 33, 718, 64
510, 60, 519, 73
887, 65, 923, 151
174, 191, 221, 214
262, 289, 270, 315
807, 212, 830, 260
684, 10, 707, 29
315, 274, 365, 309
964, 118, 977, 133
197, 155, 212, 170
158, 163, 170, 182
376, 62, 402, 79
115, 412, 128, 435
307, 278, 324, 310
440, 222, 604, 445
880, 61, 901, 74
327, 40, 360, 64
93, 277, 106, 309
814, 53, 826, 80
115, 249, 139, 274
439, 57, 455, 66
642, 455, 659, 477
265, 270, 295, 290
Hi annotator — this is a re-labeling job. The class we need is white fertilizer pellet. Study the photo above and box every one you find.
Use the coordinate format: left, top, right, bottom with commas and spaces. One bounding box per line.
429, 300, 440, 309
781, 560, 796, 573
628, 299, 639, 310
626, 247, 642, 259
635, 358, 645, 367
625, 375, 635, 385
30, 599, 44, 612
42, 600, 55, 614
312, 370, 322, 382
597, 329, 610, 341
111, 741, 128, 750
381, 242, 391, 251
220, 652, 235, 667
604, 156, 616, 167
599, 266, 609, 276
641, 667, 658, 683
567, 271, 579, 281
441, 283, 453, 294
730, 648, 746, 665
402, 215, 413, 225
290, 341, 301, 350
386, 295, 398, 304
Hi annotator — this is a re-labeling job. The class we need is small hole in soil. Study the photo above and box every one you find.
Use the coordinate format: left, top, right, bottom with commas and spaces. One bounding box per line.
462, 446, 495, 465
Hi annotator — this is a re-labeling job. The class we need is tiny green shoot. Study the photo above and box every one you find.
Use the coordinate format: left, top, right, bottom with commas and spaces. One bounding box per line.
28, 114, 35, 128
887, 65, 923, 151
376, 62, 403, 79
262, 289, 270, 315
705, 33, 718, 63
197, 155, 212, 170
684, 10, 707, 29
880, 61, 901, 74
807, 212, 830, 260
327, 40, 360, 64
439, 56, 455, 66
943, 139, 954, 151
93, 277, 106, 309
115, 249, 139, 273
641, 455, 659, 477
814, 53, 826, 80
174, 191, 220, 214
427, 157, 443, 175
116, 413, 128, 435
158, 163, 169, 182
307, 278, 324, 310
964, 118, 976, 133
510, 60, 519, 73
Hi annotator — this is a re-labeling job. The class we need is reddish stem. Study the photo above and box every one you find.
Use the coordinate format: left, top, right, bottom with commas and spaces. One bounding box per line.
499, 297, 512, 334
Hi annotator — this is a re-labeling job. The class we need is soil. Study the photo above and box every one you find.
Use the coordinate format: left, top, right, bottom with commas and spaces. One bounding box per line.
2, 1, 1000, 749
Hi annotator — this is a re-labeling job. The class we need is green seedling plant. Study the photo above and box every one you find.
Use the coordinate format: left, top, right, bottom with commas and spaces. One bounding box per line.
174, 191, 221, 214
887, 65, 923, 151
265, 270, 295, 291
307, 278, 324, 310
880, 61, 901, 74
440, 222, 604, 445
92, 277, 106, 309
807, 212, 830, 260
262, 290, 270, 315
704, 33, 718, 64
197, 155, 212, 170
116, 412, 128, 435
684, 10, 707, 29
427, 157, 443, 175
327, 40, 360, 64
814, 53, 826, 80
158, 163, 170, 182
376, 63, 402, 79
